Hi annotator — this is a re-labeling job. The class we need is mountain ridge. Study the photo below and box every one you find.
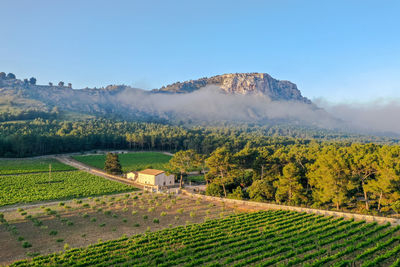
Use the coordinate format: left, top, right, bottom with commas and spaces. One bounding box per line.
0, 72, 327, 126
154, 73, 311, 103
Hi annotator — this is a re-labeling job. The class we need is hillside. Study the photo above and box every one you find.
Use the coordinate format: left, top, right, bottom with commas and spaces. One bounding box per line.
0, 72, 335, 127
155, 73, 311, 103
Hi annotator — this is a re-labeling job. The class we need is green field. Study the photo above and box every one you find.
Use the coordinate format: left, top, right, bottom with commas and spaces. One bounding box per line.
186, 175, 205, 183
72, 152, 172, 172
11, 210, 400, 266
0, 158, 76, 175
0, 171, 135, 206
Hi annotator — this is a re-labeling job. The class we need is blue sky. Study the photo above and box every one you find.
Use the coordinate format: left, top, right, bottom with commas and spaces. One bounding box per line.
1, 0, 399, 102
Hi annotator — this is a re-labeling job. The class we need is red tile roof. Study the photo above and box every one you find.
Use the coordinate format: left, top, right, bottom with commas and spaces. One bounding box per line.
138, 169, 165, 176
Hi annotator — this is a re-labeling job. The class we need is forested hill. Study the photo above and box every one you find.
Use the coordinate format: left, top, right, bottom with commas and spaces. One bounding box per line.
0, 72, 333, 126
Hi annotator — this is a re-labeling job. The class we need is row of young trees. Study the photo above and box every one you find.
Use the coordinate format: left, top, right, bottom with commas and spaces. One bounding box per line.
168, 143, 400, 215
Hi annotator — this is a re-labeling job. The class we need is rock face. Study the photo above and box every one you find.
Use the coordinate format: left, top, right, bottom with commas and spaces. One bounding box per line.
155, 73, 310, 103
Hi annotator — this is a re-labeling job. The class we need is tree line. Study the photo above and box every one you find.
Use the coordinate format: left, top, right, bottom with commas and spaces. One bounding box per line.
1, 118, 398, 158
166, 143, 400, 216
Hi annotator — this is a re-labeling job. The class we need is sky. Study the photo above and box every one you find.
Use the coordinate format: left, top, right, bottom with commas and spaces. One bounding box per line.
1, 0, 400, 103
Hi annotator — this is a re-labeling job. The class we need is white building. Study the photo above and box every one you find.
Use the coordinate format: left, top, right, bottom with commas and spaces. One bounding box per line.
127, 169, 175, 186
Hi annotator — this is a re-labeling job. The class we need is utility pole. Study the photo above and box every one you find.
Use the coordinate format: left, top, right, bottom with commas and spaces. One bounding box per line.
261, 165, 264, 180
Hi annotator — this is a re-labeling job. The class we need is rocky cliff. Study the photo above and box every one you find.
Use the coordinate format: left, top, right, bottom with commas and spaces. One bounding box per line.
155, 73, 310, 103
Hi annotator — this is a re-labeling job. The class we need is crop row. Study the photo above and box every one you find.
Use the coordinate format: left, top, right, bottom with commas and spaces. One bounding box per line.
10, 210, 400, 266
0, 158, 75, 175
0, 171, 135, 206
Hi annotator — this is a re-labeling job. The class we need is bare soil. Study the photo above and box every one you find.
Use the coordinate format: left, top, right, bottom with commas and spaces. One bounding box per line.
0, 191, 237, 265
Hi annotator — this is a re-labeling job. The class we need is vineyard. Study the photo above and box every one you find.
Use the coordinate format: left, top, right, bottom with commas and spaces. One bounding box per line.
10, 210, 400, 266
0, 171, 134, 206
72, 152, 172, 172
0, 158, 75, 175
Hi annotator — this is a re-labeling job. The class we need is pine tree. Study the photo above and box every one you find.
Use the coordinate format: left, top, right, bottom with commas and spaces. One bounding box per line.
104, 153, 122, 175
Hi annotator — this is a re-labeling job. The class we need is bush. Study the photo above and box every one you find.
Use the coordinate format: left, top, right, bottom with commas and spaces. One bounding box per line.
133, 223, 140, 227
131, 210, 137, 215
153, 218, 160, 224
64, 243, 70, 250
49, 230, 58, 236
177, 208, 184, 214
90, 218, 97, 222
18, 236, 24, 241
161, 212, 167, 217
22, 241, 32, 248
143, 215, 148, 220
205, 183, 224, 197
56, 239, 64, 243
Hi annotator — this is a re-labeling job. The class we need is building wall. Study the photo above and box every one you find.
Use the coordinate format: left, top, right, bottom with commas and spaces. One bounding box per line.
138, 173, 156, 185
155, 173, 175, 186
127, 172, 136, 179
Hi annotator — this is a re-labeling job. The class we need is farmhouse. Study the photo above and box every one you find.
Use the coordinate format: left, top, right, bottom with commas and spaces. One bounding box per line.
127, 169, 175, 186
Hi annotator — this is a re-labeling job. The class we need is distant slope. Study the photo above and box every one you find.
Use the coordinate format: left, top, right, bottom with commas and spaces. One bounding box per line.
0, 72, 338, 127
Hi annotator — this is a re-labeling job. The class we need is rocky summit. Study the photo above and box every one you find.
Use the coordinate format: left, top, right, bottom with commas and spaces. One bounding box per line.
155, 73, 310, 103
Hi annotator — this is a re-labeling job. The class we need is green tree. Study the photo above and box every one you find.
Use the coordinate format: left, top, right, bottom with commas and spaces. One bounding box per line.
274, 162, 306, 205
104, 153, 122, 175
206, 147, 236, 197
167, 150, 199, 188
308, 146, 356, 210
205, 183, 223, 197
366, 146, 400, 211
247, 178, 275, 202
29, 77, 37, 85
348, 144, 379, 210
6, 73, 16, 79
228, 186, 246, 200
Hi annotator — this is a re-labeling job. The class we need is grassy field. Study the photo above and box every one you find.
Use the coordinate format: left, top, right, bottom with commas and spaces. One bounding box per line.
72, 152, 172, 172
0, 192, 233, 265
0, 171, 135, 206
7, 209, 400, 266
0, 158, 76, 175
186, 175, 205, 183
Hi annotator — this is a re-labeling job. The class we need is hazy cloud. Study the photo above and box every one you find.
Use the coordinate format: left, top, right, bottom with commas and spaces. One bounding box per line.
315, 98, 400, 135
116, 86, 338, 127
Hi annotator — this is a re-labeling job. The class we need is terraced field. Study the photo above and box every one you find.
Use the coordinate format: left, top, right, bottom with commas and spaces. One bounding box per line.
10, 210, 400, 266
72, 152, 172, 172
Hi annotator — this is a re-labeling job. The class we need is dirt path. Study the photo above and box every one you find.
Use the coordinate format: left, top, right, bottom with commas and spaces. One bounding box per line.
0, 152, 173, 212
54, 156, 144, 188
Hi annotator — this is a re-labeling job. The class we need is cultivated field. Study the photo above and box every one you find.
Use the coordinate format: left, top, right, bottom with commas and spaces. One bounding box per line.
0, 192, 234, 265
0, 158, 75, 175
72, 152, 172, 172
0, 171, 134, 207
7, 209, 400, 266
